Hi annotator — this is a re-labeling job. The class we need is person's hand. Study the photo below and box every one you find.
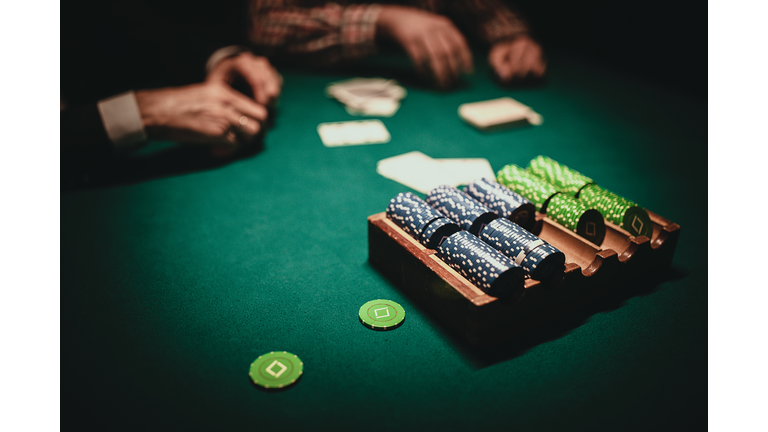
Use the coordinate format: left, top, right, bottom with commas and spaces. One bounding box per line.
207, 52, 282, 106
488, 36, 546, 83
135, 82, 268, 156
376, 6, 473, 89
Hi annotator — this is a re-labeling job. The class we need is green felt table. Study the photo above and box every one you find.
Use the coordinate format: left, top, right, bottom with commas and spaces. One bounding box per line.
62, 52, 707, 430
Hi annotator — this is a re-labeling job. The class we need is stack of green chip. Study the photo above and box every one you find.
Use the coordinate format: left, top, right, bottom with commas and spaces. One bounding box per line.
546, 194, 606, 245
527, 155, 594, 197
496, 164, 560, 212
579, 184, 653, 238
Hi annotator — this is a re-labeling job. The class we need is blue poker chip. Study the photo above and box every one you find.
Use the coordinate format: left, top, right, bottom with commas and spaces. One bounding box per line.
413, 208, 443, 236
421, 217, 461, 249
425, 185, 499, 235
479, 218, 565, 282
521, 243, 565, 282
387, 192, 447, 244
436, 231, 526, 297
464, 178, 537, 232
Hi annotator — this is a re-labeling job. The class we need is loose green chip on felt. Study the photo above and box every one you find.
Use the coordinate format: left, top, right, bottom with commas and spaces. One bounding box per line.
359, 299, 406, 330
249, 351, 303, 389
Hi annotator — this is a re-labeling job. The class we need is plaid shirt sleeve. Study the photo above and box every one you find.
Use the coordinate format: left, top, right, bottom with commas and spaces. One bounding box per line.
442, 0, 530, 45
248, 1, 382, 65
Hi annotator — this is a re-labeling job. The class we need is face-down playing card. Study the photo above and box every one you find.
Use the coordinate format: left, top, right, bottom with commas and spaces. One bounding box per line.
317, 120, 391, 147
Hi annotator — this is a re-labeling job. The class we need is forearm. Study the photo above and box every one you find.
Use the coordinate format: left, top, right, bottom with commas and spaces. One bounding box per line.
248, 2, 382, 65
447, 0, 530, 45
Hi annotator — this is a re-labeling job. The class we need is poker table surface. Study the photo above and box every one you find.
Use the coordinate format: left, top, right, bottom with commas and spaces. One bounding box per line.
61, 52, 707, 430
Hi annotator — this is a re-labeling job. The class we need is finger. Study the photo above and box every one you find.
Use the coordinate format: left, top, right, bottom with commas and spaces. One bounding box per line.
520, 45, 545, 78
445, 29, 473, 74
489, 46, 513, 82
507, 42, 527, 79
402, 40, 430, 79
420, 36, 451, 88
193, 107, 254, 146
189, 119, 239, 146
205, 62, 228, 84
530, 47, 547, 77
236, 57, 282, 106
222, 105, 260, 144
235, 114, 262, 143
436, 32, 461, 84
220, 85, 268, 123
259, 65, 283, 105
242, 66, 270, 106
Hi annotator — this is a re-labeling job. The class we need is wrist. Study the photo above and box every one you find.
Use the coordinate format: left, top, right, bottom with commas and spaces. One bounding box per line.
134, 90, 165, 135
375, 6, 402, 40
97, 91, 148, 151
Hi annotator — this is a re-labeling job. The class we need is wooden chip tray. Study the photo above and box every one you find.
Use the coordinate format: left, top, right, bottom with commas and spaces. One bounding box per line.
367, 210, 681, 348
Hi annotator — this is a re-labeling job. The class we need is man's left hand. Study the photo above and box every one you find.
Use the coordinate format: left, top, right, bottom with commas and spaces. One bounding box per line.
207, 52, 283, 106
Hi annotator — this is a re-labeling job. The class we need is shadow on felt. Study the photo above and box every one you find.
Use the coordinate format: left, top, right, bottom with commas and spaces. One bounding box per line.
465, 266, 688, 367
365, 258, 687, 369
60, 111, 277, 193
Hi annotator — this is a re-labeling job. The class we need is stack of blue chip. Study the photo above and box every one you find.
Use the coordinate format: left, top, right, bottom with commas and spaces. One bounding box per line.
464, 178, 537, 232
386, 192, 461, 249
479, 218, 565, 282
425, 186, 499, 235
437, 231, 527, 297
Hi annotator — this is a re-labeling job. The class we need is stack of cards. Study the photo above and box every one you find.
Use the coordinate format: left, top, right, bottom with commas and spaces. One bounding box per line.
458, 97, 543, 130
326, 78, 407, 117
376, 151, 495, 194
317, 120, 391, 147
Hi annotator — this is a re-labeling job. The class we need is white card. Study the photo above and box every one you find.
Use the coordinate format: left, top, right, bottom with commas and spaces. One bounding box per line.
377, 151, 495, 194
432, 158, 496, 187
345, 98, 401, 117
317, 120, 391, 147
458, 97, 543, 130
377, 151, 440, 194
326, 78, 407, 117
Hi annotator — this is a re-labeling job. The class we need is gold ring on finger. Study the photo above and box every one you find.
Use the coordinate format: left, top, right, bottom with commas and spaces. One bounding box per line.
239, 116, 249, 127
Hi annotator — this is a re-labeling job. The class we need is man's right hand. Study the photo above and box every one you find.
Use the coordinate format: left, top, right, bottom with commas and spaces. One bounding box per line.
135, 82, 268, 155
376, 6, 473, 89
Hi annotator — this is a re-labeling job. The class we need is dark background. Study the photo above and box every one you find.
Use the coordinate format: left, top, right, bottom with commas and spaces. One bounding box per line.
509, 0, 706, 101
61, 0, 707, 103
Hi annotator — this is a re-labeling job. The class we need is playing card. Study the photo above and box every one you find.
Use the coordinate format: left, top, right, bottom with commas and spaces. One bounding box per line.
432, 158, 496, 187
377, 151, 495, 194
458, 97, 543, 130
317, 120, 391, 147
326, 78, 407, 117
376, 151, 442, 194
345, 98, 401, 117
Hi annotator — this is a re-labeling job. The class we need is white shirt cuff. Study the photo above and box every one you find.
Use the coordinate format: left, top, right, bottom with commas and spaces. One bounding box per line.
97, 91, 147, 152
205, 45, 249, 74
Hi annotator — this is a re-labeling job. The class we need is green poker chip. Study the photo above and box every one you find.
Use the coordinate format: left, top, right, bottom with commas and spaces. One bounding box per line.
622, 206, 653, 238
358, 299, 405, 330
527, 155, 594, 197
546, 194, 606, 245
496, 164, 560, 212
249, 351, 303, 389
579, 184, 653, 238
